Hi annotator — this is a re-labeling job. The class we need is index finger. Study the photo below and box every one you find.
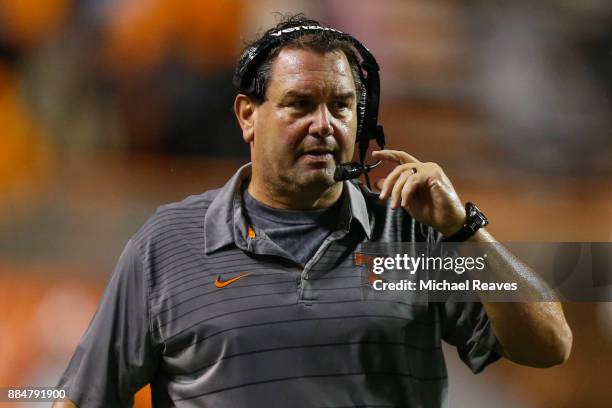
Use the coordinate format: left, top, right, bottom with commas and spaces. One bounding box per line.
372, 149, 422, 165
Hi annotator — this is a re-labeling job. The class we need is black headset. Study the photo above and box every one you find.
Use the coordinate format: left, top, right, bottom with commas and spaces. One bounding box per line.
233, 24, 386, 188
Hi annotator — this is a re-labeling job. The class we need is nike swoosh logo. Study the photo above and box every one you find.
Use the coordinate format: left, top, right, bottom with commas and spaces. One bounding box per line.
214, 273, 251, 288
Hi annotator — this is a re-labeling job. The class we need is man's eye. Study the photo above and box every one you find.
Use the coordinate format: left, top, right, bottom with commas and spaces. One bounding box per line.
288, 100, 310, 110
331, 101, 350, 111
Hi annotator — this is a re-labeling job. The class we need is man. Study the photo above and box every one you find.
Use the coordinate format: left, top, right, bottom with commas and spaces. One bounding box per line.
55, 15, 572, 407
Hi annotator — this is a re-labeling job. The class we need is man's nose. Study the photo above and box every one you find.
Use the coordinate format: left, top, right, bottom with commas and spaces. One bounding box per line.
309, 104, 333, 137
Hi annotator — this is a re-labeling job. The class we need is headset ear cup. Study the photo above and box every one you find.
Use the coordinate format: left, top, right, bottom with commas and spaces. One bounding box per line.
375, 125, 385, 149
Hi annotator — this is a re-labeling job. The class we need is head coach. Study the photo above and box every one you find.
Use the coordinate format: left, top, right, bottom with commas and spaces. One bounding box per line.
54, 14, 572, 408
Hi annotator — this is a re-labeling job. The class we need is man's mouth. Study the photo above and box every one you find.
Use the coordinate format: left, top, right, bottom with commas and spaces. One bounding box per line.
300, 148, 336, 163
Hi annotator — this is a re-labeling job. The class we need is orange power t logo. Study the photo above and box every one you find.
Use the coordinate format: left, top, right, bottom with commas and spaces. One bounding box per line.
214, 273, 251, 288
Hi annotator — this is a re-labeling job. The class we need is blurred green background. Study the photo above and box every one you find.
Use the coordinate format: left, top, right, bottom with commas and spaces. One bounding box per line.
1, 1, 611, 407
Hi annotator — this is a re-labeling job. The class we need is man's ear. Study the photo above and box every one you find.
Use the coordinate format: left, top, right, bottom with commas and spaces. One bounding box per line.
234, 94, 257, 143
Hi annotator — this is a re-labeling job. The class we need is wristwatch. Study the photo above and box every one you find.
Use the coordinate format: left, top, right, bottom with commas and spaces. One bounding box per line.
442, 202, 489, 242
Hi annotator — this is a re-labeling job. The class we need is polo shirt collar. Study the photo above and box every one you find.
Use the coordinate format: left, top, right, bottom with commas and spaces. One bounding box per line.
203, 163, 371, 255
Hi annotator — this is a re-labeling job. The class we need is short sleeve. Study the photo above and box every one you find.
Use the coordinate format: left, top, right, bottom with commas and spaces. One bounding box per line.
57, 239, 158, 407
438, 301, 501, 373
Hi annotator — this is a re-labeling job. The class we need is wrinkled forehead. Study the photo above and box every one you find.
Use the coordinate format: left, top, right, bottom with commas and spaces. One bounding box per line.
267, 48, 357, 96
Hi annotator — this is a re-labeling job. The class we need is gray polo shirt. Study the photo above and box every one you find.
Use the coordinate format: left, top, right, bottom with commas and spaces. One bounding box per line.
57, 163, 500, 407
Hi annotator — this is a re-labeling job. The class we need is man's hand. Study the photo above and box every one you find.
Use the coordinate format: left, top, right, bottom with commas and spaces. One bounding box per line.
373, 149, 466, 236
373, 149, 572, 367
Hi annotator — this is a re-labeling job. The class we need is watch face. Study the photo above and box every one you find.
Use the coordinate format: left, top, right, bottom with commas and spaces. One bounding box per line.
466, 202, 488, 227
442, 202, 487, 242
